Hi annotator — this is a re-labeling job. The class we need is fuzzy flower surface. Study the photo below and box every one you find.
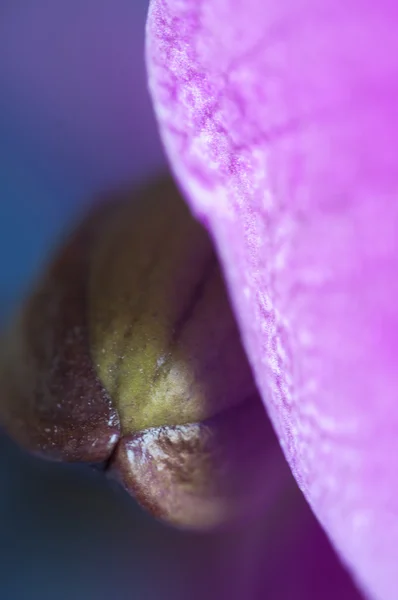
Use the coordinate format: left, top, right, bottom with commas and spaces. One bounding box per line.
147, 1, 398, 599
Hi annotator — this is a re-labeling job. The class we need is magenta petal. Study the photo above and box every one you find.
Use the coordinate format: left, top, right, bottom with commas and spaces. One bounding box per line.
147, 1, 398, 598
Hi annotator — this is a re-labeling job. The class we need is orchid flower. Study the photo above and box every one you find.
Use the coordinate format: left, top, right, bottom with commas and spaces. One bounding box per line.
146, 1, 398, 599
0, 1, 394, 599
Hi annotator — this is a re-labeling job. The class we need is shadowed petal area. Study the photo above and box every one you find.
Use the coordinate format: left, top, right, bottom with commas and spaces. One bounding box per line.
147, 1, 398, 598
0, 432, 361, 600
112, 395, 290, 531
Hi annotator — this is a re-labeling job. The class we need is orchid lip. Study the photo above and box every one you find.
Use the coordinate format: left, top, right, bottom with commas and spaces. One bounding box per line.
0, 177, 287, 530
88, 389, 288, 532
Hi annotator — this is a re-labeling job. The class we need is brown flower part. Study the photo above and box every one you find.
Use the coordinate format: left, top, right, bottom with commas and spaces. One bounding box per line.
112, 396, 286, 530
0, 203, 120, 462
0, 176, 285, 529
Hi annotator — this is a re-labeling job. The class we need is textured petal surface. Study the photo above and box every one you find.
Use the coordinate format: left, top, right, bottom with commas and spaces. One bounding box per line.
147, 1, 398, 598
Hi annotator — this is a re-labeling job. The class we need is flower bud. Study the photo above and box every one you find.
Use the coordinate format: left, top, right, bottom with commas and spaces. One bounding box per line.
0, 177, 285, 529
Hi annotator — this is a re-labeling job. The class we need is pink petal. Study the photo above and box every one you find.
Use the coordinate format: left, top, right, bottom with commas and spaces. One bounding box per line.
147, 1, 398, 598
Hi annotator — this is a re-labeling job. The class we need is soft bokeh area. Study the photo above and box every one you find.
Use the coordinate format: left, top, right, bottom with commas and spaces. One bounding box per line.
0, 1, 165, 323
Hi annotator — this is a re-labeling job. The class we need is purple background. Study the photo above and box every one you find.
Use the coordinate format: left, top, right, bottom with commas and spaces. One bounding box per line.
0, 1, 165, 322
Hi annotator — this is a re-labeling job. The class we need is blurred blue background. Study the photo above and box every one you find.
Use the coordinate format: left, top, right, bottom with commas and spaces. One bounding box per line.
0, 1, 165, 323
0, 3, 362, 599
